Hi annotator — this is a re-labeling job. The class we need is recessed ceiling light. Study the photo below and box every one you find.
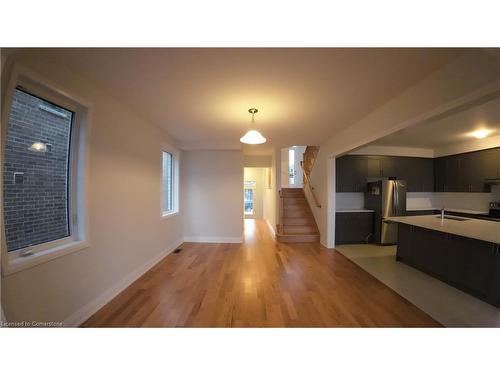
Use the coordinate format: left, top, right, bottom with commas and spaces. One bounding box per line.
470, 129, 492, 139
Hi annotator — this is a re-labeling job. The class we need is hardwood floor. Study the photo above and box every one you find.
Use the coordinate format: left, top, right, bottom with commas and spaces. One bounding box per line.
82, 219, 441, 327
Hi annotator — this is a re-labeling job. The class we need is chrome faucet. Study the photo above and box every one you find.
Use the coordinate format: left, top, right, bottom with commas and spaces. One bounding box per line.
441, 206, 445, 220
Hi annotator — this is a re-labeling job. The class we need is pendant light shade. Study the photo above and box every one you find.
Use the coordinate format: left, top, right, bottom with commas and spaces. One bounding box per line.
240, 130, 267, 144
240, 108, 266, 145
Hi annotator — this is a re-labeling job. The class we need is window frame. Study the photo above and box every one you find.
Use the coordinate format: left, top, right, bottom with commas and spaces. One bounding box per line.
160, 144, 179, 219
1, 64, 91, 275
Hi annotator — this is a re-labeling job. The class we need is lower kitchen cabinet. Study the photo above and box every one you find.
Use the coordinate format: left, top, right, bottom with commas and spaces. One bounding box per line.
396, 223, 500, 307
335, 212, 374, 244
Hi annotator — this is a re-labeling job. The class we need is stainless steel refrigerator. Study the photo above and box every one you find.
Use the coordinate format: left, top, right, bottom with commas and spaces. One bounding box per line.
365, 179, 407, 245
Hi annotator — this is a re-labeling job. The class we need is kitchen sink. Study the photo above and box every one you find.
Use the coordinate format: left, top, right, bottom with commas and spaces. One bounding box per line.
435, 215, 470, 221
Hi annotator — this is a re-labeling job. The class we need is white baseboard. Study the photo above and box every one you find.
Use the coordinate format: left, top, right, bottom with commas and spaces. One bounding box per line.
183, 236, 242, 243
62, 238, 184, 327
265, 219, 275, 237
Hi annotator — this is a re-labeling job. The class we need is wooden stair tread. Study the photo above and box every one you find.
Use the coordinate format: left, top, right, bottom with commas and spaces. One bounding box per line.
276, 233, 320, 243
277, 153, 320, 244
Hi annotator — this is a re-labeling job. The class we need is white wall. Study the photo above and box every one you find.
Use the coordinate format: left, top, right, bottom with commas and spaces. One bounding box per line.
280, 148, 289, 187
336, 190, 500, 213
244, 155, 272, 168
182, 150, 243, 242
407, 187, 500, 212
434, 134, 500, 157
350, 145, 435, 158
270, 149, 281, 233
1, 52, 184, 325
335, 193, 365, 210
309, 51, 500, 247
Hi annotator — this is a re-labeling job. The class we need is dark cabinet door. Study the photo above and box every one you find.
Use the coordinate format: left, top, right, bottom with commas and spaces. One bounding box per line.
366, 157, 381, 178
488, 245, 500, 306
445, 155, 461, 192
398, 157, 434, 192
335, 157, 347, 192
449, 235, 496, 296
396, 223, 413, 260
336, 155, 368, 192
335, 212, 374, 244
352, 156, 368, 192
480, 147, 500, 180
434, 157, 447, 192
410, 226, 451, 275
420, 158, 435, 192
463, 152, 485, 192
380, 156, 396, 178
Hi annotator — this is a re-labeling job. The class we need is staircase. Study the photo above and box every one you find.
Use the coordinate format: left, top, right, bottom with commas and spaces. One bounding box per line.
277, 188, 320, 243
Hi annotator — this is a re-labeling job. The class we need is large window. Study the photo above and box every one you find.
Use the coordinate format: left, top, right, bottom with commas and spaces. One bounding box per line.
3, 88, 73, 252
2, 68, 89, 275
162, 149, 178, 217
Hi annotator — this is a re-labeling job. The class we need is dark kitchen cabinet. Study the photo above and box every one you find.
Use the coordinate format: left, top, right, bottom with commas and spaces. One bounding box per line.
397, 157, 434, 192
336, 155, 434, 192
480, 147, 500, 180
366, 156, 396, 178
380, 156, 397, 177
445, 155, 461, 192
451, 236, 496, 296
488, 246, 500, 306
336, 155, 367, 192
397, 223, 500, 308
434, 157, 447, 192
336, 147, 499, 193
433, 147, 500, 192
335, 212, 374, 244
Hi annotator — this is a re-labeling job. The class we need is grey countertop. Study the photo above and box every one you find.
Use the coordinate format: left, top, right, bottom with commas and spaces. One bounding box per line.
387, 215, 500, 244
406, 207, 489, 215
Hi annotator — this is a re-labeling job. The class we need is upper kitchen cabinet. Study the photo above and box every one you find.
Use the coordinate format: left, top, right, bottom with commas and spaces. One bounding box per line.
336, 155, 434, 192
480, 147, 500, 181
434, 147, 500, 192
396, 157, 434, 192
336, 155, 368, 192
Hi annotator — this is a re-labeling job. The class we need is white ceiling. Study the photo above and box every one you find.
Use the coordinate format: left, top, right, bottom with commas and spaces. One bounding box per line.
371, 95, 500, 149
25, 48, 469, 152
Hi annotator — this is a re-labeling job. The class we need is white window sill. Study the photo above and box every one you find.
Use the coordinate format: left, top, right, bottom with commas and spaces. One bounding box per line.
2, 240, 90, 276
161, 211, 180, 220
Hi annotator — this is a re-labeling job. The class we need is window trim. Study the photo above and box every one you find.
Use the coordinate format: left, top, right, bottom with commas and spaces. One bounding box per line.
160, 144, 180, 219
1, 64, 92, 275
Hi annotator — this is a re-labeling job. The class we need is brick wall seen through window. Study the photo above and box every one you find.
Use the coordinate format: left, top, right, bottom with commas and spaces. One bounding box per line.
3, 88, 73, 252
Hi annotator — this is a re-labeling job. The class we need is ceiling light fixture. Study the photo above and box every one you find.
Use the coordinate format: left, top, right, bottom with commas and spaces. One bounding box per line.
240, 108, 266, 145
470, 129, 492, 139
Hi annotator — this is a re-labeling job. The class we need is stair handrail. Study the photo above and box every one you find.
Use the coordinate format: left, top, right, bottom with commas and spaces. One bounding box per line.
301, 162, 321, 208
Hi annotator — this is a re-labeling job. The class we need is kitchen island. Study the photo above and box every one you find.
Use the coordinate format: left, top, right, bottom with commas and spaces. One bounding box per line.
387, 215, 500, 307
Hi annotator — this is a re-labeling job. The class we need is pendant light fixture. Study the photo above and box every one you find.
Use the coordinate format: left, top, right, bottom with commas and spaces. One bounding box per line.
240, 108, 266, 144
